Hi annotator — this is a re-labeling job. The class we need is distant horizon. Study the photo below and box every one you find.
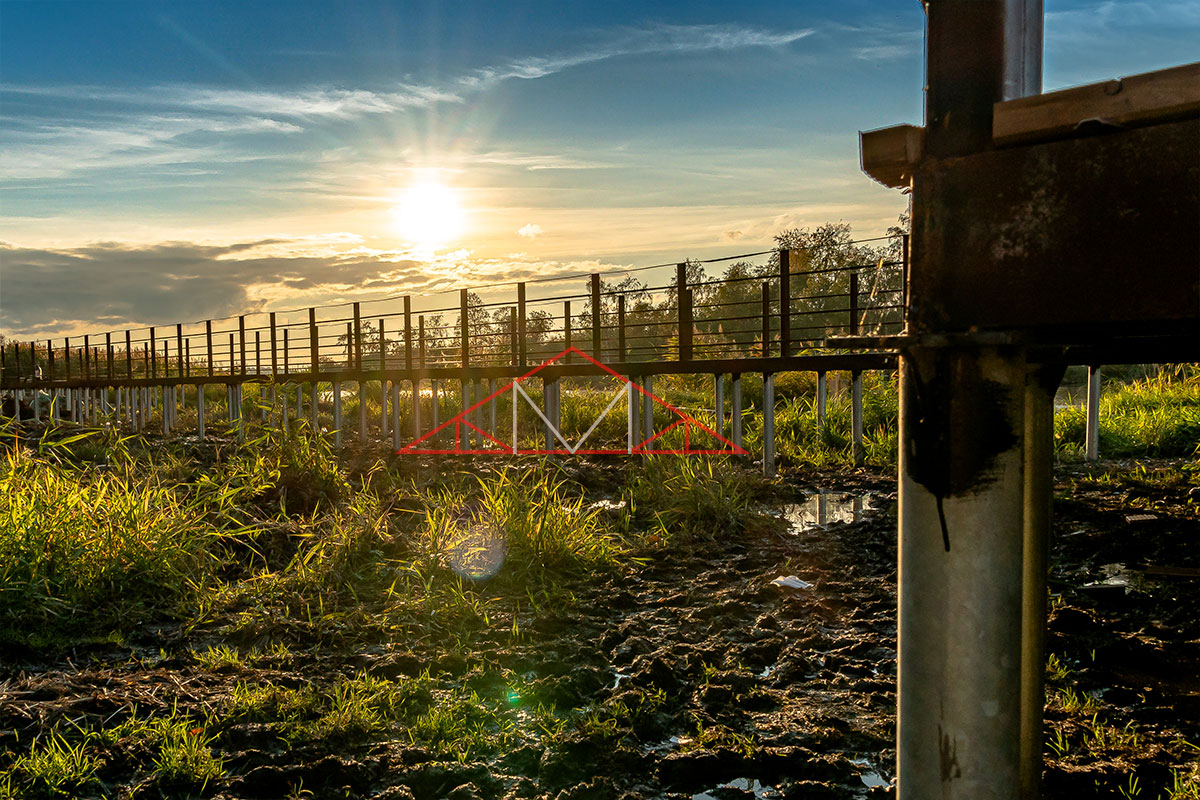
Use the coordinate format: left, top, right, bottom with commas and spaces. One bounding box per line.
3, 0, 1198, 339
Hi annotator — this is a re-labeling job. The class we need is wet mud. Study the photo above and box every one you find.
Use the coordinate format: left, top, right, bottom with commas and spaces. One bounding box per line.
2, 460, 1197, 799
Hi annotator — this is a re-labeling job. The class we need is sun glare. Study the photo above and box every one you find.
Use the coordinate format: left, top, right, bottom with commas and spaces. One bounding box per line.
392, 181, 466, 249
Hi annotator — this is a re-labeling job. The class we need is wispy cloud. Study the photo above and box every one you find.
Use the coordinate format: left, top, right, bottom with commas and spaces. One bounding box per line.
460, 23, 814, 89
517, 224, 544, 239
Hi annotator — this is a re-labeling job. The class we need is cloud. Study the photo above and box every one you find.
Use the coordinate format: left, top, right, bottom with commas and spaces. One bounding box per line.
460, 23, 814, 89
0, 238, 637, 338
517, 224, 544, 239
722, 230, 744, 241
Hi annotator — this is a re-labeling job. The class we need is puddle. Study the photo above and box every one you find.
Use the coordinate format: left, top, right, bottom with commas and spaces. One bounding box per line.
849, 758, 890, 789
778, 492, 874, 532
692, 777, 769, 799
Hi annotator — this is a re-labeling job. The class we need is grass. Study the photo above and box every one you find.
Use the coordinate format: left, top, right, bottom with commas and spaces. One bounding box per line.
1056, 365, 1200, 460
2, 731, 101, 799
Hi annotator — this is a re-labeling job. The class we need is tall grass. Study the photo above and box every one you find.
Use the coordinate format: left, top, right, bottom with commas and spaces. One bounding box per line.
0, 435, 227, 645
1055, 366, 1200, 459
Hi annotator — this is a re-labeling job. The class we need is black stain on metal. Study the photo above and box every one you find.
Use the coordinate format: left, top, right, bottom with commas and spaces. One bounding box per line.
939, 724, 963, 782
904, 348, 1020, 551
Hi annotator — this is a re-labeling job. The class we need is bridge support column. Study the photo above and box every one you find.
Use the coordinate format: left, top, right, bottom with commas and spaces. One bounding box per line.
714, 374, 724, 437
897, 346, 1055, 800
358, 381, 367, 443
852, 370, 864, 467
642, 376, 653, 446
431, 380, 440, 445
731, 374, 743, 450
197, 385, 205, 439
381, 380, 389, 439
281, 385, 289, 435
816, 371, 827, 424
1085, 365, 1101, 461
412, 379, 421, 441
489, 378, 497, 438
333, 382, 342, 448
762, 373, 775, 477
311, 382, 319, 432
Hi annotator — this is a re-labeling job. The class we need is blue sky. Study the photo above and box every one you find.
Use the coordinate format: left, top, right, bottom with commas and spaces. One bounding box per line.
2, 0, 1198, 337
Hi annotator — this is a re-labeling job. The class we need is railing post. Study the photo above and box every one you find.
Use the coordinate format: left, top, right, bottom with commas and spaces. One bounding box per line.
677, 263, 692, 361
83, 335, 91, 380
353, 303, 363, 371
760, 281, 770, 359
255, 332, 260, 377
460, 288, 470, 368
283, 329, 289, 375
591, 273, 602, 359
65, 338, 72, 381
228, 334, 235, 376
47, 341, 55, 381
418, 316, 426, 368
124, 332, 131, 379
564, 300, 572, 362
509, 308, 518, 367
239, 316, 247, 374
780, 248, 792, 358
901, 232, 910, 325
206, 321, 215, 377
850, 272, 860, 336
617, 295, 626, 362
149, 328, 157, 379
379, 318, 387, 370
106, 333, 113, 380
176, 324, 184, 378
269, 313, 278, 378
404, 296, 413, 372
309, 308, 319, 375
517, 283, 527, 367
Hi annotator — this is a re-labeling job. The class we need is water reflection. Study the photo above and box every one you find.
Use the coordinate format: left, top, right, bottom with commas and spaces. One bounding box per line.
779, 492, 874, 532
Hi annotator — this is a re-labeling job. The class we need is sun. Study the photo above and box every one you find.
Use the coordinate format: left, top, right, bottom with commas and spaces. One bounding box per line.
391, 181, 466, 249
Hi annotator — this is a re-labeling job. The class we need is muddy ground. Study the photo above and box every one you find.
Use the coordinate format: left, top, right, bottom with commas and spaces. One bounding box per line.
2, 458, 1198, 799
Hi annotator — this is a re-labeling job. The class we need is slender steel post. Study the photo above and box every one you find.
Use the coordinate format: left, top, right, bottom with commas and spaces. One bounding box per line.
564, 301, 572, 362
677, 264, 691, 361
460, 289, 469, 368
404, 296, 413, 372
852, 370, 864, 467
591, 273, 602, 358
353, 302, 362, 371
763, 373, 775, 477
517, 283, 527, 367
850, 273, 860, 336
106, 333, 113, 380
149, 328, 156, 379
617, 295, 626, 362
176, 324, 184, 378
1085, 364, 1101, 460
643, 375, 653, 444
817, 371, 828, 424
239, 316, 247, 374
780, 248, 791, 357
729, 374, 739, 450
333, 382, 342, 448
206, 321, 214, 377
760, 282, 770, 358
714, 374, 724, 436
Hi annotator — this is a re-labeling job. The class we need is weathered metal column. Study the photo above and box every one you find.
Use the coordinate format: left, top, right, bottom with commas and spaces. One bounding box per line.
851, 370, 864, 467
713, 374, 724, 436
731, 374, 743, 449
642, 375, 653, 444
197, 385, 205, 439
894, 3, 1047, 797
1085, 364, 1101, 461
333, 381, 342, 448
762, 373, 775, 477
898, 346, 1032, 797
816, 371, 827, 424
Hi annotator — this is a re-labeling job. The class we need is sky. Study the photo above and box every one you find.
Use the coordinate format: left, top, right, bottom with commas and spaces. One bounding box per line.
2, 0, 1198, 339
